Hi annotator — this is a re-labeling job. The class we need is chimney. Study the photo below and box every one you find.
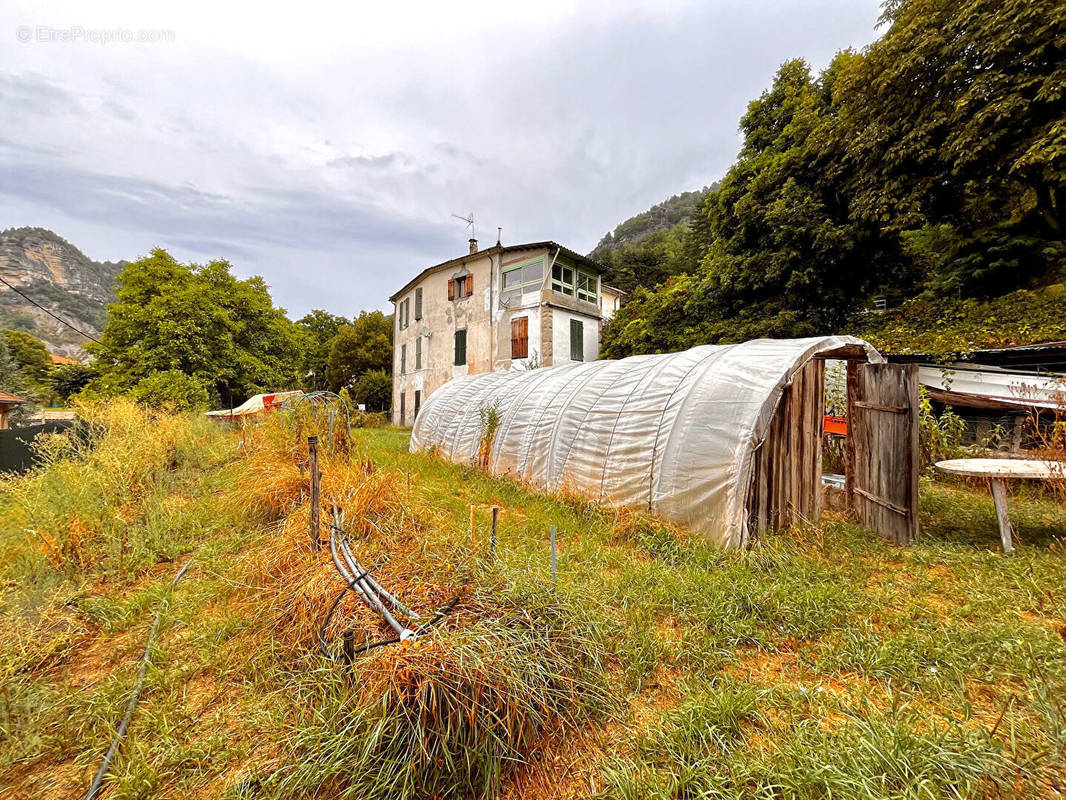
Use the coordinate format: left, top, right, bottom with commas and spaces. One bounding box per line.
468, 238, 478, 254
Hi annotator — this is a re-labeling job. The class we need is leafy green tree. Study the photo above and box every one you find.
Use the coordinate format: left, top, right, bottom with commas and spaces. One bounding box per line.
3, 329, 53, 385
350, 369, 392, 413
296, 309, 349, 391
325, 311, 392, 392
0, 336, 36, 424
602, 0, 1066, 357
828, 0, 1065, 239
87, 249, 303, 407
596, 226, 690, 294
50, 363, 97, 402
132, 370, 211, 411
820, 0, 1066, 296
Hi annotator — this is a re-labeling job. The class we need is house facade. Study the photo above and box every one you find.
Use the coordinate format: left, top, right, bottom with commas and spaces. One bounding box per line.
390, 239, 623, 426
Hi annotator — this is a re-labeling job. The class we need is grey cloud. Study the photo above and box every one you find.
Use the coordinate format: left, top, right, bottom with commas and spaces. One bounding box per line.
328, 152, 407, 170
0, 71, 82, 115
0, 1, 883, 316
0, 160, 454, 254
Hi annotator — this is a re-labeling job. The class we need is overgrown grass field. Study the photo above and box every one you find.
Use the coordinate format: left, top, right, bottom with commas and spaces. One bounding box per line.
1, 404, 1064, 799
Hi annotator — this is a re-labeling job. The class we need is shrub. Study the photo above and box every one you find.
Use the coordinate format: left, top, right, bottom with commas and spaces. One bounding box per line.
350, 369, 391, 413
132, 370, 211, 411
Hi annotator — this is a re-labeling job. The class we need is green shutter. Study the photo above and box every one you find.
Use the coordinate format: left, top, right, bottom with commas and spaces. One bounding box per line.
415, 337, 422, 370
570, 319, 583, 361
401, 343, 406, 374
414, 287, 422, 320
454, 329, 467, 366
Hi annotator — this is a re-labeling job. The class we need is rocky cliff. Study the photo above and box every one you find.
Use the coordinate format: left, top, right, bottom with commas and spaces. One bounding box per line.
0, 227, 124, 359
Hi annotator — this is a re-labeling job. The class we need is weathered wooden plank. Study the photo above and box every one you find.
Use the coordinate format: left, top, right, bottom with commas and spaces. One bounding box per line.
851, 363, 919, 544
844, 360, 860, 511
853, 401, 908, 414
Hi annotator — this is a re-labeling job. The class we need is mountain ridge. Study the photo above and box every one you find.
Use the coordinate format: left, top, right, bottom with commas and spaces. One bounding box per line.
0, 227, 124, 359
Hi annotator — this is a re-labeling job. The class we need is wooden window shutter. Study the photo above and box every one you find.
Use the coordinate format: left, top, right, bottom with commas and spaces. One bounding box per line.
414, 287, 423, 319
511, 317, 528, 359
570, 319, 584, 361
454, 329, 467, 366
465, 275, 473, 296
448, 279, 456, 300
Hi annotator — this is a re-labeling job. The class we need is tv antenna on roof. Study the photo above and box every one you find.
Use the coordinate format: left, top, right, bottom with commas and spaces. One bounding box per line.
451, 211, 475, 240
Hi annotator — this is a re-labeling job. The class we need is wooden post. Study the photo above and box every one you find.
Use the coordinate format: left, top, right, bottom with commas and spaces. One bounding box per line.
469, 505, 476, 549
342, 630, 354, 664
550, 525, 557, 586
989, 478, 1015, 554
490, 507, 499, 557
844, 359, 860, 512
308, 436, 321, 551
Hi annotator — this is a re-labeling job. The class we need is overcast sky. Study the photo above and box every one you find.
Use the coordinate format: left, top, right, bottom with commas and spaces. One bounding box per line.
1, 0, 883, 318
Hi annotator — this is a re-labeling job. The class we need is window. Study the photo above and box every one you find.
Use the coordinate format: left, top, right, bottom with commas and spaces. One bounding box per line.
551, 263, 575, 295
414, 390, 421, 421
400, 343, 407, 375
415, 336, 422, 370
448, 274, 473, 300
511, 316, 528, 359
399, 298, 410, 329
551, 262, 597, 303
500, 256, 544, 306
399, 391, 406, 425
576, 271, 597, 303
454, 329, 467, 366
570, 319, 584, 361
414, 287, 423, 320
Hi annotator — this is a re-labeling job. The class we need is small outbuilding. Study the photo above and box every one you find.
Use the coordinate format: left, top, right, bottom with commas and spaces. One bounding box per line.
411, 336, 920, 548
0, 391, 26, 430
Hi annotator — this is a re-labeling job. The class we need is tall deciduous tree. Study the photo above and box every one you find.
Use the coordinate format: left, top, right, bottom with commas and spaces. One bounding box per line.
296, 309, 349, 391
602, 0, 1066, 357
87, 249, 303, 407
0, 336, 35, 424
822, 0, 1066, 295
325, 310, 392, 392
3, 329, 52, 385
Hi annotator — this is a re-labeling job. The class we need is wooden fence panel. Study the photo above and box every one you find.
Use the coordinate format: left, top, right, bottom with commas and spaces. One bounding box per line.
749, 358, 825, 537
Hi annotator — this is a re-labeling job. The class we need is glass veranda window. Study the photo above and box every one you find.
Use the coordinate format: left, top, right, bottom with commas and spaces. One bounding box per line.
576, 271, 597, 303
501, 257, 543, 306
551, 263, 575, 295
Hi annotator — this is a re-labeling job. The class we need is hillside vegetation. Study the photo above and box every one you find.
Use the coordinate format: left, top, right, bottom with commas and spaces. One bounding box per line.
2, 408, 1064, 798
600, 0, 1066, 358
0, 228, 124, 360
589, 187, 717, 293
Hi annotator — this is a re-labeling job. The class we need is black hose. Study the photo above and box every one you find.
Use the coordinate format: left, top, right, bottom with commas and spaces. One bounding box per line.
86, 557, 194, 800
347, 593, 463, 657
316, 566, 373, 659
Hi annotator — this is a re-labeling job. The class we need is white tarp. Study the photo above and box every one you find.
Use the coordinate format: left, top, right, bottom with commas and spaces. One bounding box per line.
205, 390, 302, 418
411, 336, 881, 549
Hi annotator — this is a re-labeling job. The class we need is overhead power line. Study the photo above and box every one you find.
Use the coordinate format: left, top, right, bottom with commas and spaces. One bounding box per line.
0, 274, 103, 345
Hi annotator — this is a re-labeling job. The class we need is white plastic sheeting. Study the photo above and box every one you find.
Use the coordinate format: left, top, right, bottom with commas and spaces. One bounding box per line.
410, 336, 881, 548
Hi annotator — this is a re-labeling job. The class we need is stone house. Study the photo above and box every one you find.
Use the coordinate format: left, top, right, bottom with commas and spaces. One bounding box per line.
389, 238, 624, 425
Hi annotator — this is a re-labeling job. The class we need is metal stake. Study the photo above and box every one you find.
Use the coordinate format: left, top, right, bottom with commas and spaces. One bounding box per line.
490, 506, 499, 557
550, 524, 557, 586
308, 436, 320, 551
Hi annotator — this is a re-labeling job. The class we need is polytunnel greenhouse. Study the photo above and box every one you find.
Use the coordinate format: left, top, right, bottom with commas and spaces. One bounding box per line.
410, 336, 901, 549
